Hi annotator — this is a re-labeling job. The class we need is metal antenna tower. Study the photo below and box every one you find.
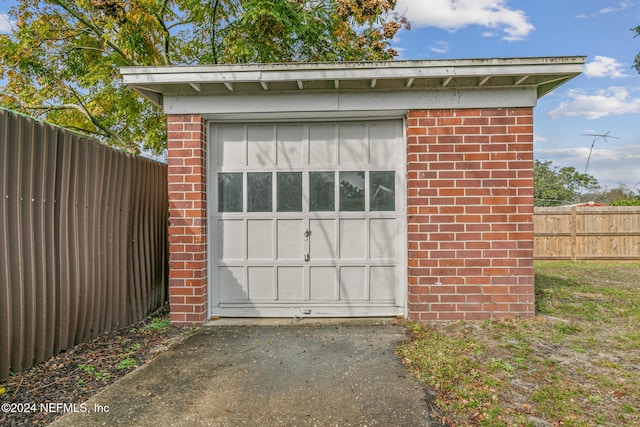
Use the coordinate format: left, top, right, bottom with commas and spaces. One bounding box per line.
580, 131, 619, 175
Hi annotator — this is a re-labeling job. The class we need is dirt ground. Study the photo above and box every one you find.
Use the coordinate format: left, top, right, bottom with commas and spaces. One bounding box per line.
399, 261, 640, 426
0, 307, 193, 426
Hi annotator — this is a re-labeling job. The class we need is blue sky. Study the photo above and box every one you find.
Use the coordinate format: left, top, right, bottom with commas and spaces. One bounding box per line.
391, 0, 640, 190
2, 1, 639, 190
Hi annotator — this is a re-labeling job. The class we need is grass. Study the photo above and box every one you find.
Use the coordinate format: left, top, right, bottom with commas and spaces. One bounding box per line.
398, 261, 640, 426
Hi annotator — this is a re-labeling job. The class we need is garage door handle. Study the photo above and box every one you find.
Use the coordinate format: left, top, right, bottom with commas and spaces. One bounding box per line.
304, 252, 310, 262
304, 228, 311, 239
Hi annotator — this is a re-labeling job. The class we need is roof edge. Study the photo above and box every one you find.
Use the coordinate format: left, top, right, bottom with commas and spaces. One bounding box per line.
121, 56, 586, 76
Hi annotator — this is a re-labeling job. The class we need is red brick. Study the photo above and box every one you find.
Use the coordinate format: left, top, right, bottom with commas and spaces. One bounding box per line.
441, 294, 466, 303
482, 125, 507, 134
456, 109, 483, 117
407, 127, 427, 136
455, 126, 481, 135
437, 117, 463, 126
438, 312, 465, 321
455, 144, 481, 153
490, 116, 516, 125
508, 125, 533, 134
481, 108, 507, 116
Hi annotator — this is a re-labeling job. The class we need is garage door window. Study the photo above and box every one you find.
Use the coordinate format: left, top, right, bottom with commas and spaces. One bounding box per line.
247, 172, 272, 212
339, 171, 365, 212
309, 172, 335, 212
219, 170, 396, 213
277, 172, 302, 212
218, 173, 243, 212
370, 171, 395, 211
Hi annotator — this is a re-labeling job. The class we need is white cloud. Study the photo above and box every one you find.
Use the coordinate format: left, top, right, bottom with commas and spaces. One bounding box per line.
0, 13, 14, 34
533, 134, 548, 143
576, 1, 632, 18
394, 0, 534, 41
535, 144, 640, 188
429, 41, 450, 54
585, 56, 628, 78
549, 87, 640, 119
598, 1, 632, 14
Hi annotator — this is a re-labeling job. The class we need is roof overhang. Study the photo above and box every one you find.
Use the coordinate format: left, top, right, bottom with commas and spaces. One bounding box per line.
121, 56, 585, 120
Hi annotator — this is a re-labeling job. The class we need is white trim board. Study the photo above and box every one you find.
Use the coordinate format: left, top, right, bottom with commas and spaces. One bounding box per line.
165, 87, 538, 118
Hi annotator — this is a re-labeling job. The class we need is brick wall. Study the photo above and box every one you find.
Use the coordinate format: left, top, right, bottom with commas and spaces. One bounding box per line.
165, 109, 535, 324
167, 114, 208, 324
406, 108, 535, 321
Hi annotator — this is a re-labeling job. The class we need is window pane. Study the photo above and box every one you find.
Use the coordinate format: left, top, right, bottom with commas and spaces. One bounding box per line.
339, 171, 365, 211
370, 171, 395, 211
248, 173, 272, 212
310, 172, 335, 212
277, 172, 302, 212
218, 173, 243, 212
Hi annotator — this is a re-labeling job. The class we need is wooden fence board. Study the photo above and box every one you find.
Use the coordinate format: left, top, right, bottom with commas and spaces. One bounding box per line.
534, 206, 640, 260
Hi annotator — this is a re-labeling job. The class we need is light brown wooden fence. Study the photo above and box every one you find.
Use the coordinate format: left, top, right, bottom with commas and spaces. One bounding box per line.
0, 109, 168, 380
534, 206, 640, 260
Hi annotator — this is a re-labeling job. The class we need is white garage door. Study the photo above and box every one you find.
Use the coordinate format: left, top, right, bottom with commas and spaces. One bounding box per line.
209, 121, 405, 317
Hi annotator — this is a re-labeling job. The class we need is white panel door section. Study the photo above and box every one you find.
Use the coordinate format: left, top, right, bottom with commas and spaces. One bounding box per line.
209, 121, 405, 317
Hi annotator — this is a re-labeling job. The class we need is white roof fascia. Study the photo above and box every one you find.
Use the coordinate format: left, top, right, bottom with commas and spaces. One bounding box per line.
120, 57, 585, 111
163, 86, 537, 120
121, 57, 584, 84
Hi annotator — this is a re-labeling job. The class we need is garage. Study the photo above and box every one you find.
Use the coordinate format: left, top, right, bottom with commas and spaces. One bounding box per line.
210, 121, 406, 317
121, 57, 585, 323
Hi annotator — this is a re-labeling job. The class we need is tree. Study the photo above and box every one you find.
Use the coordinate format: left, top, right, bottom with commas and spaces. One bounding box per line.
587, 184, 640, 206
534, 160, 599, 206
0, 0, 408, 153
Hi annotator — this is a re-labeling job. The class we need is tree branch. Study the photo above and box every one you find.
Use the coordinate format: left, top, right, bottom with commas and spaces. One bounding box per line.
63, 46, 112, 56
211, 0, 220, 64
66, 90, 130, 149
48, 0, 140, 66
166, 20, 193, 31
152, 0, 172, 65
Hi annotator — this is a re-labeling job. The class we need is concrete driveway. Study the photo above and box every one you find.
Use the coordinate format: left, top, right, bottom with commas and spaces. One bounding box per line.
52, 320, 440, 426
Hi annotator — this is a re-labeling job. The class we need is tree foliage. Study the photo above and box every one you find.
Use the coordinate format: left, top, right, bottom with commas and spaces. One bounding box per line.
588, 185, 640, 206
534, 160, 600, 206
0, 0, 407, 153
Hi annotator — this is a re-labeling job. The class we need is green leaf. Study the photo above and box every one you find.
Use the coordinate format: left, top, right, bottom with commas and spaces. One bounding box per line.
1, 0, 408, 152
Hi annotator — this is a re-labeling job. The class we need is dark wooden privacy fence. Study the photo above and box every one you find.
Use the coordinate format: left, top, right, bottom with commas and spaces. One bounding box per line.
0, 109, 168, 380
534, 206, 640, 260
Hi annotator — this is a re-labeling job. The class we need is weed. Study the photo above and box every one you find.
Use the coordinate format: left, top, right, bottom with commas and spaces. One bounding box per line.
78, 364, 95, 375
78, 364, 110, 380
488, 358, 516, 375
143, 317, 170, 333
555, 322, 580, 335
127, 343, 142, 352
587, 394, 602, 404
594, 360, 622, 370
621, 404, 634, 414
117, 358, 137, 370
532, 384, 581, 420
